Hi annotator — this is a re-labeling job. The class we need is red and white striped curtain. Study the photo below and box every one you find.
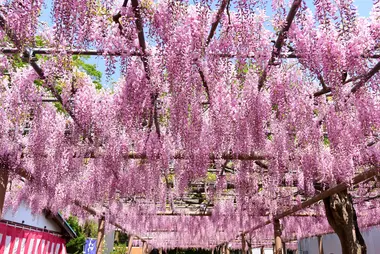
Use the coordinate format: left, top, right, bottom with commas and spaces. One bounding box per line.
0, 223, 67, 254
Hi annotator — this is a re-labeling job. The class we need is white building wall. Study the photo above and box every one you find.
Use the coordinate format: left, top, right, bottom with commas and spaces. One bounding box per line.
2, 202, 62, 232
298, 226, 380, 254
252, 248, 273, 254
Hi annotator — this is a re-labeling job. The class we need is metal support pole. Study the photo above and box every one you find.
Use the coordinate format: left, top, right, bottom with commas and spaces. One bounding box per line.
0, 169, 8, 217
274, 219, 282, 254
96, 216, 105, 254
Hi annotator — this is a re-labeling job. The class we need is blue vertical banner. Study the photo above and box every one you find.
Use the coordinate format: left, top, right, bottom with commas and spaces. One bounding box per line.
84, 238, 97, 254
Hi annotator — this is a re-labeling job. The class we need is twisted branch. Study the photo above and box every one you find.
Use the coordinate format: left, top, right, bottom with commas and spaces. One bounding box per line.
258, 0, 302, 91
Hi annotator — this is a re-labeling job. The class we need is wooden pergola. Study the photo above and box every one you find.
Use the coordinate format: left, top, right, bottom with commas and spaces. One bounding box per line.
0, 0, 379, 253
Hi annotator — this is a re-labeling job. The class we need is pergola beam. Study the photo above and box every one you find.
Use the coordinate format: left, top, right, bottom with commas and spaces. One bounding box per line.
257, 0, 302, 91
205, 0, 229, 47
1, 47, 380, 59
351, 60, 380, 93
0, 47, 143, 56
19, 151, 268, 162
218, 167, 379, 246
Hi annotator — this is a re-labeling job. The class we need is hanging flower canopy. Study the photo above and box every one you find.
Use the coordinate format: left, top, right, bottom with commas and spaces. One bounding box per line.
0, 0, 379, 249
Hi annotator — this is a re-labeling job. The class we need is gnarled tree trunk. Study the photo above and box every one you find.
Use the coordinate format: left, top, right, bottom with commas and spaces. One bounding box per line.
323, 190, 366, 254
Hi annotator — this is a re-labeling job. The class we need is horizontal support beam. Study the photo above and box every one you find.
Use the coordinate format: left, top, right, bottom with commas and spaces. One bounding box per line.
20, 151, 268, 161
155, 212, 212, 216
0, 47, 143, 56
2, 48, 379, 59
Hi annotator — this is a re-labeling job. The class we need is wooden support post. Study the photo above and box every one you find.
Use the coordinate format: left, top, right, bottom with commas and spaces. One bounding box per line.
96, 216, 105, 254
242, 234, 246, 254
0, 169, 8, 217
274, 219, 282, 254
127, 235, 134, 254
318, 235, 323, 254
248, 238, 252, 254
114, 230, 119, 243
142, 241, 149, 254
260, 246, 265, 254
323, 190, 366, 253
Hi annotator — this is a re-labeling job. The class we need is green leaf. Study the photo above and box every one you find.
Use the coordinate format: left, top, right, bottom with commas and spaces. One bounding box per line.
72, 56, 102, 86
33, 79, 43, 87
94, 80, 102, 90
323, 136, 330, 147
206, 172, 217, 182
35, 35, 46, 47
53, 102, 67, 114
11, 55, 28, 68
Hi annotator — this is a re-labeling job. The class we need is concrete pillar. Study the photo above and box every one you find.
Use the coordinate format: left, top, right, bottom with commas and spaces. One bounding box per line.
96, 216, 105, 254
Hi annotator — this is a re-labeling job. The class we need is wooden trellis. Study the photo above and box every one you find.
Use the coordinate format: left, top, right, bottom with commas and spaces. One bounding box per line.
0, 0, 379, 252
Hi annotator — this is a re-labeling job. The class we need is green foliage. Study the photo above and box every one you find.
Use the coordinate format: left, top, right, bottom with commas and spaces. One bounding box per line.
206, 172, 217, 182
33, 79, 43, 86
53, 102, 67, 114
66, 216, 99, 254
166, 173, 175, 184
323, 135, 330, 147
72, 55, 102, 89
10, 55, 29, 69
66, 217, 86, 254
117, 232, 129, 244
35, 35, 46, 47
83, 220, 98, 238
111, 231, 129, 254
110, 243, 127, 254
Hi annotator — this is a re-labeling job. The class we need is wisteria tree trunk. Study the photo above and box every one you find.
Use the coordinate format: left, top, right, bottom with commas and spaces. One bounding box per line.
323, 190, 366, 254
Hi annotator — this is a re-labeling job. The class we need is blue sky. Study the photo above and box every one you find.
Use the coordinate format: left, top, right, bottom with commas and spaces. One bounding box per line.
38, 0, 374, 87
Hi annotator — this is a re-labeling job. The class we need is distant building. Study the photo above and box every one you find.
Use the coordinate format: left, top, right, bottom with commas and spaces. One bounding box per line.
0, 202, 76, 253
